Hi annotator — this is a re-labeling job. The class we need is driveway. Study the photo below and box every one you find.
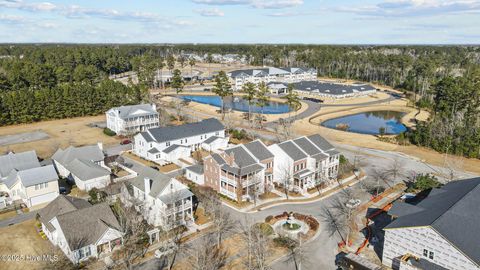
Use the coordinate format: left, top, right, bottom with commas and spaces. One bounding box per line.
0, 210, 38, 228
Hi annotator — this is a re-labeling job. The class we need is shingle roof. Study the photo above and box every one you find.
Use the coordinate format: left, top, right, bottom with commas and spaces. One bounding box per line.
109, 104, 158, 119
147, 118, 224, 143
158, 189, 194, 204
243, 140, 274, 161
163, 144, 189, 154
129, 166, 173, 198
293, 81, 376, 96
66, 159, 110, 181
52, 144, 104, 165
385, 177, 480, 265
211, 153, 226, 165
56, 203, 121, 250
221, 163, 264, 176
203, 136, 221, 144
140, 132, 155, 142
292, 137, 322, 156
0, 150, 40, 178
186, 164, 204, 175
17, 165, 58, 187
306, 134, 335, 151
38, 195, 92, 232
277, 141, 307, 161
224, 146, 257, 168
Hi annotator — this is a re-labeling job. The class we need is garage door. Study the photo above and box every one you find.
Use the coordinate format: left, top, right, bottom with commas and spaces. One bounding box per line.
29, 192, 59, 207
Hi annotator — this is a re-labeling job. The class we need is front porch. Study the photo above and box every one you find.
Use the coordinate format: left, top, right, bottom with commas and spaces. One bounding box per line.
97, 237, 123, 258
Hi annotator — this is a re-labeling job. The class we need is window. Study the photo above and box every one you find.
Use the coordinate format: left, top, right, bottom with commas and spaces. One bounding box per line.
78, 248, 85, 259
85, 246, 91, 257
185, 138, 187, 143
429, 251, 434, 260
423, 249, 428, 257
166, 141, 170, 147
215, 132, 219, 136
45, 182, 48, 188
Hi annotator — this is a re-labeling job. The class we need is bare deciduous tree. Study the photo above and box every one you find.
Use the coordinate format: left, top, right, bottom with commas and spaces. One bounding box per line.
241, 217, 270, 270
212, 205, 237, 246
283, 237, 309, 270
187, 232, 228, 270
320, 207, 348, 244
385, 158, 405, 183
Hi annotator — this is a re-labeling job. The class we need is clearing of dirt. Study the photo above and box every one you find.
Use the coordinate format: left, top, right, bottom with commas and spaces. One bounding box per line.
0, 115, 119, 158
0, 219, 55, 270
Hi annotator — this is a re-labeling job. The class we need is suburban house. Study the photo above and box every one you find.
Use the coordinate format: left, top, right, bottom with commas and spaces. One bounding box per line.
133, 118, 227, 164
121, 165, 193, 242
185, 164, 204, 185
382, 178, 480, 270
203, 140, 274, 202
38, 195, 123, 264
228, 67, 317, 90
292, 81, 377, 99
52, 143, 111, 191
268, 134, 340, 194
0, 151, 59, 208
106, 104, 159, 135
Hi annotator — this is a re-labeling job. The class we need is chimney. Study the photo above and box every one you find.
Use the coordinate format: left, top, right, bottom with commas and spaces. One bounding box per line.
97, 142, 103, 151
144, 177, 152, 195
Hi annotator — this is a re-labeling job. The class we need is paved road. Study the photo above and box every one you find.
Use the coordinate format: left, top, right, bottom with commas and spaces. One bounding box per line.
0, 210, 38, 228
105, 143, 132, 156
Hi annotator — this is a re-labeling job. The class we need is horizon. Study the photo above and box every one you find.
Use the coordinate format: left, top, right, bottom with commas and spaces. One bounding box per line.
1, 0, 479, 44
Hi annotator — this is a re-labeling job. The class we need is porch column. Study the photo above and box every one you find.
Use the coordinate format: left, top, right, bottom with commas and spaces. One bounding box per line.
108, 241, 112, 252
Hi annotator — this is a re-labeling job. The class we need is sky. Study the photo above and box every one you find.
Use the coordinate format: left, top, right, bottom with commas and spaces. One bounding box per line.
0, 0, 479, 44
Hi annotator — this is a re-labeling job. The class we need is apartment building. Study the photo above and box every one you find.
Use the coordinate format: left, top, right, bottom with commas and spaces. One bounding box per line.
203, 140, 274, 202
134, 118, 227, 163
268, 134, 340, 194
382, 178, 480, 270
228, 67, 317, 90
106, 104, 159, 135
293, 81, 377, 99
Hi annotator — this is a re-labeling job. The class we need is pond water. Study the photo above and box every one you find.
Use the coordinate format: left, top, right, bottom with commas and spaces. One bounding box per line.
180, 95, 291, 114
321, 111, 407, 135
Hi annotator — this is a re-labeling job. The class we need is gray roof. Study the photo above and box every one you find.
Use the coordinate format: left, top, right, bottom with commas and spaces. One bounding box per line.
0, 150, 40, 178
130, 166, 173, 198
66, 159, 110, 181
293, 81, 376, 96
326, 149, 340, 156
221, 163, 264, 177
186, 164, 204, 175
109, 104, 158, 119
203, 136, 221, 144
292, 137, 322, 156
163, 144, 189, 154
158, 189, 194, 204
277, 141, 307, 161
38, 195, 92, 232
244, 140, 274, 161
307, 134, 335, 151
52, 144, 104, 165
385, 177, 480, 265
224, 146, 257, 168
140, 132, 155, 142
56, 202, 121, 250
211, 153, 226, 165
228, 67, 307, 78
147, 118, 224, 143
148, 148, 160, 154
5, 165, 58, 188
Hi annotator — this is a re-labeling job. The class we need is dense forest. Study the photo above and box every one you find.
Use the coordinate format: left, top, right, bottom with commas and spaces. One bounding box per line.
0, 44, 479, 157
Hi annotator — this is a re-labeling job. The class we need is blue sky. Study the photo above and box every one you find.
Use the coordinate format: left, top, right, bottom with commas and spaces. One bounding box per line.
0, 0, 479, 44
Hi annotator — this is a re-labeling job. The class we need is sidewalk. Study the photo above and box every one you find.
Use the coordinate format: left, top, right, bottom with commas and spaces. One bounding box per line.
222, 174, 366, 213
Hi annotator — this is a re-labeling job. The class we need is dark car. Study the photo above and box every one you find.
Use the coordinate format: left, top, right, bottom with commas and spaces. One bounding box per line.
59, 187, 68, 195
120, 139, 131, 145
150, 166, 160, 171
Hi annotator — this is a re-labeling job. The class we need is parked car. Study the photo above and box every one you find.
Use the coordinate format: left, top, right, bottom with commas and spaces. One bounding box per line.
59, 187, 68, 195
203, 88, 211, 92
150, 166, 160, 171
120, 139, 131, 145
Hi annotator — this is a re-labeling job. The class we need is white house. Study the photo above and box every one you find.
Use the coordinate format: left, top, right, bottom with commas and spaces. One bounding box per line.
184, 165, 204, 185
122, 165, 193, 243
134, 118, 227, 164
228, 67, 317, 90
38, 195, 123, 264
382, 178, 480, 270
268, 134, 339, 194
106, 104, 159, 135
52, 143, 111, 191
0, 151, 59, 208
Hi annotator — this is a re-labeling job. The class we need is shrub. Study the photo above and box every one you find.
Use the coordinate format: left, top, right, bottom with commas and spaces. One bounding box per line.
255, 223, 274, 236
103, 128, 116, 136
406, 173, 441, 192
265, 215, 274, 223
229, 129, 248, 140
273, 236, 297, 248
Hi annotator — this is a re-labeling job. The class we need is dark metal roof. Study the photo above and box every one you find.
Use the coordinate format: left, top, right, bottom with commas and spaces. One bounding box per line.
147, 118, 224, 143
385, 178, 480, 265
293, 81, 376, 96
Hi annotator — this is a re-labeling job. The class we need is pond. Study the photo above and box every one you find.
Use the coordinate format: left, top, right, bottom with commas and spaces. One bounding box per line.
321, 111, 407, 135
180, 95, 291, 114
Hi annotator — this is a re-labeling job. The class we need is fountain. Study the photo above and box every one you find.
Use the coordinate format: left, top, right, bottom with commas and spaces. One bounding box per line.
273, 212, 309, 239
